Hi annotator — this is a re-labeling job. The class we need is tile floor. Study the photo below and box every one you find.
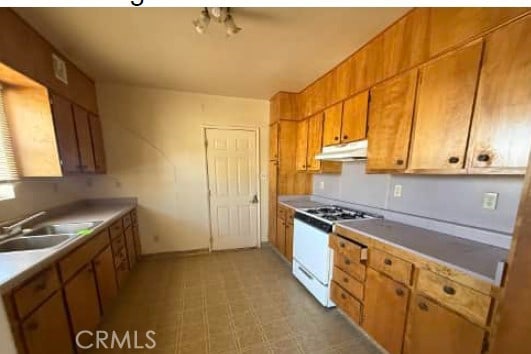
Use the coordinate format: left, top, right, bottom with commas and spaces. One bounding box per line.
95, 247, 383, 354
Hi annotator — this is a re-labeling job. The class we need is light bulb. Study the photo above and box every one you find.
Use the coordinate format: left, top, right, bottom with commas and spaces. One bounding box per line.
224, 14, 241, 36
193, 8, 210, 34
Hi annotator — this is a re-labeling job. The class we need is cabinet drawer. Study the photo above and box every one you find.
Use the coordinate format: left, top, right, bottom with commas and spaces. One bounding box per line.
285, 208, 295, 224
114, 246, 128, 268
122, 213, 132, 229
330, 234, 367, 262
369, 248, 413, 285
59, 230, 109, 281
333, 266, 364, 301
416, 270, 492, 326
334, 252, 366, 282
111, 233, 126, 254
330, 281, 362, 324
109, 220, 123, 239
14, 267, 60, 319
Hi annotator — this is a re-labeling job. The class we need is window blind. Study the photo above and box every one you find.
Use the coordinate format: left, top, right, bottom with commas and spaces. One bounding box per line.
0, 85, 18, 182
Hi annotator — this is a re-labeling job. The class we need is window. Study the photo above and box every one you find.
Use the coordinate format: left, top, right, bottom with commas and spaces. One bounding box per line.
0, 84, 17, 200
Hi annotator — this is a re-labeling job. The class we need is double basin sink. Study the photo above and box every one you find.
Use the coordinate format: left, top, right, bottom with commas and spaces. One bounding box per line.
0, 221, 102, 253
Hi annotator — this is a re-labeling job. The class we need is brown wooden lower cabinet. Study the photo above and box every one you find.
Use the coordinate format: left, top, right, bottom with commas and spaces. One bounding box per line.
93, 246, 118, 314
124, 226, 137, 269
404, 295, 485, 354
21, 291, 73, 354
276, 217, 286, 255
285, 221, 294, 262
64, 264, 101, 346
363, 268, 410, 354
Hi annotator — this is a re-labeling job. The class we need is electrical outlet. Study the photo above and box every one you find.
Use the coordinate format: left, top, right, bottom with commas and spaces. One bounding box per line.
483, 192, 499, 210
319, 181, 325, 190
393, 184, 402, 197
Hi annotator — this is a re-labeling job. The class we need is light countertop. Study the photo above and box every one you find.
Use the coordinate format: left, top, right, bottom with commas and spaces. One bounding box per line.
0, 200, 136, 292
336, 218, 508, 284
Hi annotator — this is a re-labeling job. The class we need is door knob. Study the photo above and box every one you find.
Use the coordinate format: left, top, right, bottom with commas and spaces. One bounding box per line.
250, 194, 259, 204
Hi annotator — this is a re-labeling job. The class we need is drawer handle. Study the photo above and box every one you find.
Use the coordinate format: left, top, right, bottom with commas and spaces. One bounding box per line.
477, 154, 490, 162
418, 302, 429, 311
344, 258, 351, 265
298, 267, 314, 281
396, 159, 404, 166
26, 321, 39, 331
448, 156, 460, 164
34, 280, 47, 292
343, 277, 349, 283
339, 241, 346, 248
395, 288, 405, 297
334, 136, 339, 141
341, 293, 347, 300
343, 135, 348, 140
443, 285, 456, 295
384, 258, 393, 266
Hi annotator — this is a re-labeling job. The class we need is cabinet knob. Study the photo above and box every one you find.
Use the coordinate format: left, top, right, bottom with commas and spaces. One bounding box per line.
384, 258, 393, 266
343, 277, 349, 283
477, 154, 490, 162
443, 285, 456, 295
26, 321, 39, 331
341, 293, 347, 300
395, 288, 405, 297
448, 156, 459, 164
418, 302, 429, 311
339, 241, 346, 248
343, 135, 348, 140
396, 159, 404, 166
344, 258, 351, 265
334, 136, 339, 141
34, 280, 47, 292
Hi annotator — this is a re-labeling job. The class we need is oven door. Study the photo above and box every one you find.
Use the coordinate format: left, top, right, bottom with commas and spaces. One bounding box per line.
293, 219, 331, 285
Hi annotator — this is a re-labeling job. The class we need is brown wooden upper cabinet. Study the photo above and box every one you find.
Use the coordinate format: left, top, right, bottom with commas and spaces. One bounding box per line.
467, 16, 531, 173
50, 93, 80, 174
72, 105, 96, 173
295, 119, 309, 171
89, 114, 106, 173
322, 102, 343, 146
341, 90, 369, 143
50, 93, 106, 175
307, 113, 325, 171
367, 70, 418, 172
408, 41, 483, 172
269, 122, 279, 161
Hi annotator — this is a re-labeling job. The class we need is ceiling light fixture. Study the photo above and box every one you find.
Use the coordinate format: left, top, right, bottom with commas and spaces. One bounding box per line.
193, 7, 242, 37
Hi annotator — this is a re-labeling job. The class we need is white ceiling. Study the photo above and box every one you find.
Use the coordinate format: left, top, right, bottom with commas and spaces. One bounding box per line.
15, 7, 409, 99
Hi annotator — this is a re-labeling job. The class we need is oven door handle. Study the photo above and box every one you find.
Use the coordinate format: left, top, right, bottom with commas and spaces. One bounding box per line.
298, 266, 314, 281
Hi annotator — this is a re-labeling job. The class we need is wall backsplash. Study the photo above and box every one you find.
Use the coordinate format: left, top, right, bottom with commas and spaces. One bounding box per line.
313, 162, 524, 235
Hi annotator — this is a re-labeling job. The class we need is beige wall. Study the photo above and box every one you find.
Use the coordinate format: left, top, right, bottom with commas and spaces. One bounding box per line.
73, 83, 270, 254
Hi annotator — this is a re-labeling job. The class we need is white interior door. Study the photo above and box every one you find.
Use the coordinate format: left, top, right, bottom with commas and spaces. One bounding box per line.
206, 128, 259, 250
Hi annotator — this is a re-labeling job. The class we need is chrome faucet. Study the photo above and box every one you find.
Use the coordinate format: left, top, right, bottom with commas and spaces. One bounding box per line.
1, 211, 47, 239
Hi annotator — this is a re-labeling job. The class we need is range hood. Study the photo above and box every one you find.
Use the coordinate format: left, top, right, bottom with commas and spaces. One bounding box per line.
314, 140, 367, 161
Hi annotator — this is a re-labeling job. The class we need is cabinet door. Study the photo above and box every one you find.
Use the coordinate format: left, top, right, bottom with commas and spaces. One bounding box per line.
468, 16, 531, 172
363, 268, 409, 354
322, 102, 343, 146
341, 91, 369, 143
404, 295, 485, 354
276, 218, 286, 255
268, 161, 278, 246
22, 292, 73, 354
307, 113, 324, 171
64, 263, 101, 345
89, 114, 106, 173
72, 105, 96, 173
409, 41, 483, 171
124, 226, 137, 269
367, 70, 418, 172
295, 119, 309, 171
93, 246, 118, 315
285, 221, 293, 262
50, 93, 80, 174
269, 123, 279, 161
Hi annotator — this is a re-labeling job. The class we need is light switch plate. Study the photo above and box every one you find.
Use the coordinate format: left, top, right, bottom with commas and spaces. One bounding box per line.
393, 185, 402, 197
319, 181, 325, 190
483, 192, 499, 210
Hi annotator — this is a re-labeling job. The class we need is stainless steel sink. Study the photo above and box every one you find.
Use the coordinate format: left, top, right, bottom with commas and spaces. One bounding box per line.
0, 235, 75, 252
25, 221, 102, 236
